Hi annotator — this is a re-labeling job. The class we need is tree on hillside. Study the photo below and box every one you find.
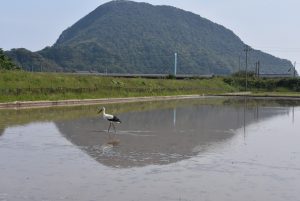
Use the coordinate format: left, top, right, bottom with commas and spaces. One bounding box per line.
0, 48, 19, 70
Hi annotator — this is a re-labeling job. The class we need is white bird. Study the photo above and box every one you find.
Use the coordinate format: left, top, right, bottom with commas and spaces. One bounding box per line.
98, 107, 121, 133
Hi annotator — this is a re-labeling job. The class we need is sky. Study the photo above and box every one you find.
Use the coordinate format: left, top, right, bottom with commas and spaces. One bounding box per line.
0, 0, 299, 71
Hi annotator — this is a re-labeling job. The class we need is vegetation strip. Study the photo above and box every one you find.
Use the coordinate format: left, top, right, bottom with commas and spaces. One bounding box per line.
1, 71, 299, 107
0, 71, 234, 102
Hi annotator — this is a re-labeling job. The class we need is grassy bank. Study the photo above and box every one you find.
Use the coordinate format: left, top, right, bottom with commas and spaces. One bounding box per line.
1, 71, 299, 103
223, 73, 300, 96
0, 71, 235, 102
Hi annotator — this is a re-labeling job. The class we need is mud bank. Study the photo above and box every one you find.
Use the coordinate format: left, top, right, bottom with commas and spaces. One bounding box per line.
0, 95, 204, 109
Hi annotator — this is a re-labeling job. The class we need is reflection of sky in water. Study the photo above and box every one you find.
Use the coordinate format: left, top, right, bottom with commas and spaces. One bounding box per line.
0, 99, 300, 201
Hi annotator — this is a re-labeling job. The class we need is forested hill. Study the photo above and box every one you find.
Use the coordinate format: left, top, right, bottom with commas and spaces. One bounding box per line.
6, 0, 294, 74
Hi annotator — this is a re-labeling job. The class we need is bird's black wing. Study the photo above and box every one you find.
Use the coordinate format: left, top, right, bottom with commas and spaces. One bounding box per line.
108, 116, 121, 123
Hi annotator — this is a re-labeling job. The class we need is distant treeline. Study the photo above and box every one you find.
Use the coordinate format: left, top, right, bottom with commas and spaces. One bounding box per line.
0, 48, 19, 70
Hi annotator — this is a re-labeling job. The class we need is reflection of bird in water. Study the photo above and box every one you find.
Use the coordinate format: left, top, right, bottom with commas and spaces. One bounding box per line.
106, 138, 120, 146
98, 107, 121, 146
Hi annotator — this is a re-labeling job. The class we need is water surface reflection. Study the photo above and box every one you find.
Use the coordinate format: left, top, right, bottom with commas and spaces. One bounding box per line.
55, 98, 291, 168
1, 97, 300, 201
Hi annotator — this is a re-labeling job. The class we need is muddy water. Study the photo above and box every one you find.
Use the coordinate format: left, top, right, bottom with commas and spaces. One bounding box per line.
0, 98, 300, 201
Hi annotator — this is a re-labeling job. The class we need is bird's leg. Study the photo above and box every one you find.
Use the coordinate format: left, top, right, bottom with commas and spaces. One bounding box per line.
112, 123, 116, 133
108, 123, 112, 133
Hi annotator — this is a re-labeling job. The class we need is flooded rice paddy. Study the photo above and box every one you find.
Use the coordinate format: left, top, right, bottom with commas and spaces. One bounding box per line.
0, 97, 300, 201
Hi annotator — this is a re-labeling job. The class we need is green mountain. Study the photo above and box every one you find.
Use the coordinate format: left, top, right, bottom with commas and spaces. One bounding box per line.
5, 0, 294, 75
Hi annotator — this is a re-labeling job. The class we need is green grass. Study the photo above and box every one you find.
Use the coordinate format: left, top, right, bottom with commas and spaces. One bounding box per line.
0, 71, 235, 102
1, 71, 299, 103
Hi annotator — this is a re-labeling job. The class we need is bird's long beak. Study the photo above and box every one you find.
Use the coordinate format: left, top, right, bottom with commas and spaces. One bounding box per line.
97, 109, 103, 114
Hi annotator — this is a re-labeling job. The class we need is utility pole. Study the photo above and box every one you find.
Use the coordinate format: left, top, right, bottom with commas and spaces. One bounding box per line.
294, 62, 297, 78
174, 52, 178, 76
257, 61, 260, 77
255, 61, 260, 77
239, 55, 241, 72
255, 62, 257, 77
244, 45, 252, 91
